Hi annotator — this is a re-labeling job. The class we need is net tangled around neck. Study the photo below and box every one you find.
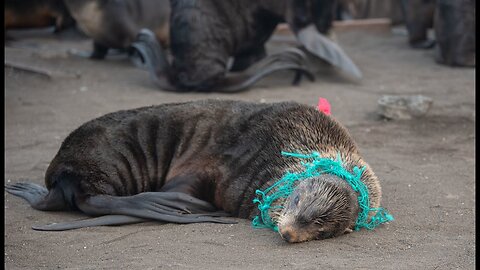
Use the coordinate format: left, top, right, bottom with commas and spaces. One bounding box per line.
252, 151, 394, 232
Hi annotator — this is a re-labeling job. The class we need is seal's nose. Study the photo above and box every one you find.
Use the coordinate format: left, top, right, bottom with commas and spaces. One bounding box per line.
279, 226, 298, 243
281, 231, 293, 242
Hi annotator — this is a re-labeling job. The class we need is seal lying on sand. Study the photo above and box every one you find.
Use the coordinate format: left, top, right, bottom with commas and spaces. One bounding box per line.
5, 100, 391, 243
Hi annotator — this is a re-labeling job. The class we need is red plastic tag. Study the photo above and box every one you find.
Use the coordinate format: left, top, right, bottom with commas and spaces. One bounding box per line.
317, 97, 331, 115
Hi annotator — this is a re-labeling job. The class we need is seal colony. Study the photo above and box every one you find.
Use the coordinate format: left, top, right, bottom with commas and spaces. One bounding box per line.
5, 100, 392, 243
131, 0, 361, 92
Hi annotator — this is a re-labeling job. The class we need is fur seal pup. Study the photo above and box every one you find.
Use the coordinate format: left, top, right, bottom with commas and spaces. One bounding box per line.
5, 100, 390, 243
131, 0, 361, 92
63, 0, 170, 59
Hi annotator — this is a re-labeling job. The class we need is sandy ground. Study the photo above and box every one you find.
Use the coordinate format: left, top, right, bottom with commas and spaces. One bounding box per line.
4, 26, 475, 269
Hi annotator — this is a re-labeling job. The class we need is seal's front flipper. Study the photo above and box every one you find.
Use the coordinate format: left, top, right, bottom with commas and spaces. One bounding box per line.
76, 192, 236, 224
31, 191, 236, 231
410, 39, 436, 49
68, 43, 129, 60
294, 24, 362, 79
67, 42, 110, 60
130, 28, 176, 91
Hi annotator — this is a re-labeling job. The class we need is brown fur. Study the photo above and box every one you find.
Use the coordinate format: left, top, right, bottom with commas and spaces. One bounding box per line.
64, 0, 170, 58
5, 0, 75, 32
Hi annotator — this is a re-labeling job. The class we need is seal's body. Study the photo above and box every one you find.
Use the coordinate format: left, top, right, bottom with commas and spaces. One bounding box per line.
64, 0, 170, 59
5, 0, 75, 33
6, 100, 383, 243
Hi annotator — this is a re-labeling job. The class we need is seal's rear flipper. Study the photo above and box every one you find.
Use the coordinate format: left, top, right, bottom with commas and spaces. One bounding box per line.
294, 24, 362, 79
6, 182, 236, 231
5, 182, 68, 211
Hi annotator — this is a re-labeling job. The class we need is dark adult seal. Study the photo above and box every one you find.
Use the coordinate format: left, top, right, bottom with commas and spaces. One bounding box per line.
5, 100, 390, 243
131, 0, 361, 92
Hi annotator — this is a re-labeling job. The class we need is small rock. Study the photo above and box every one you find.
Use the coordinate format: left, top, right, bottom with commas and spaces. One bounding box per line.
377, 95, 433, 120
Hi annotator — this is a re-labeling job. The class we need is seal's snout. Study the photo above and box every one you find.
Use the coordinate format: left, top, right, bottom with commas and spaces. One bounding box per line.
280, 230, 293, 243
279, 228, 295, 243
278, 226, 303, 243
282, 232, 292, 242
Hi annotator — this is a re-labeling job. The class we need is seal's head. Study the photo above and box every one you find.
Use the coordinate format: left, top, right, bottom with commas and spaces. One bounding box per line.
277, 174, 359, 243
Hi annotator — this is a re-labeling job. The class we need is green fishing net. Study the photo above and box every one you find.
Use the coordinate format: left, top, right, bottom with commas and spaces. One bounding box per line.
252, 151, 394, 232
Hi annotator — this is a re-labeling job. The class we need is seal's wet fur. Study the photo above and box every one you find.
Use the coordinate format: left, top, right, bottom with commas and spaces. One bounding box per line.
6, 100, 383, 242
